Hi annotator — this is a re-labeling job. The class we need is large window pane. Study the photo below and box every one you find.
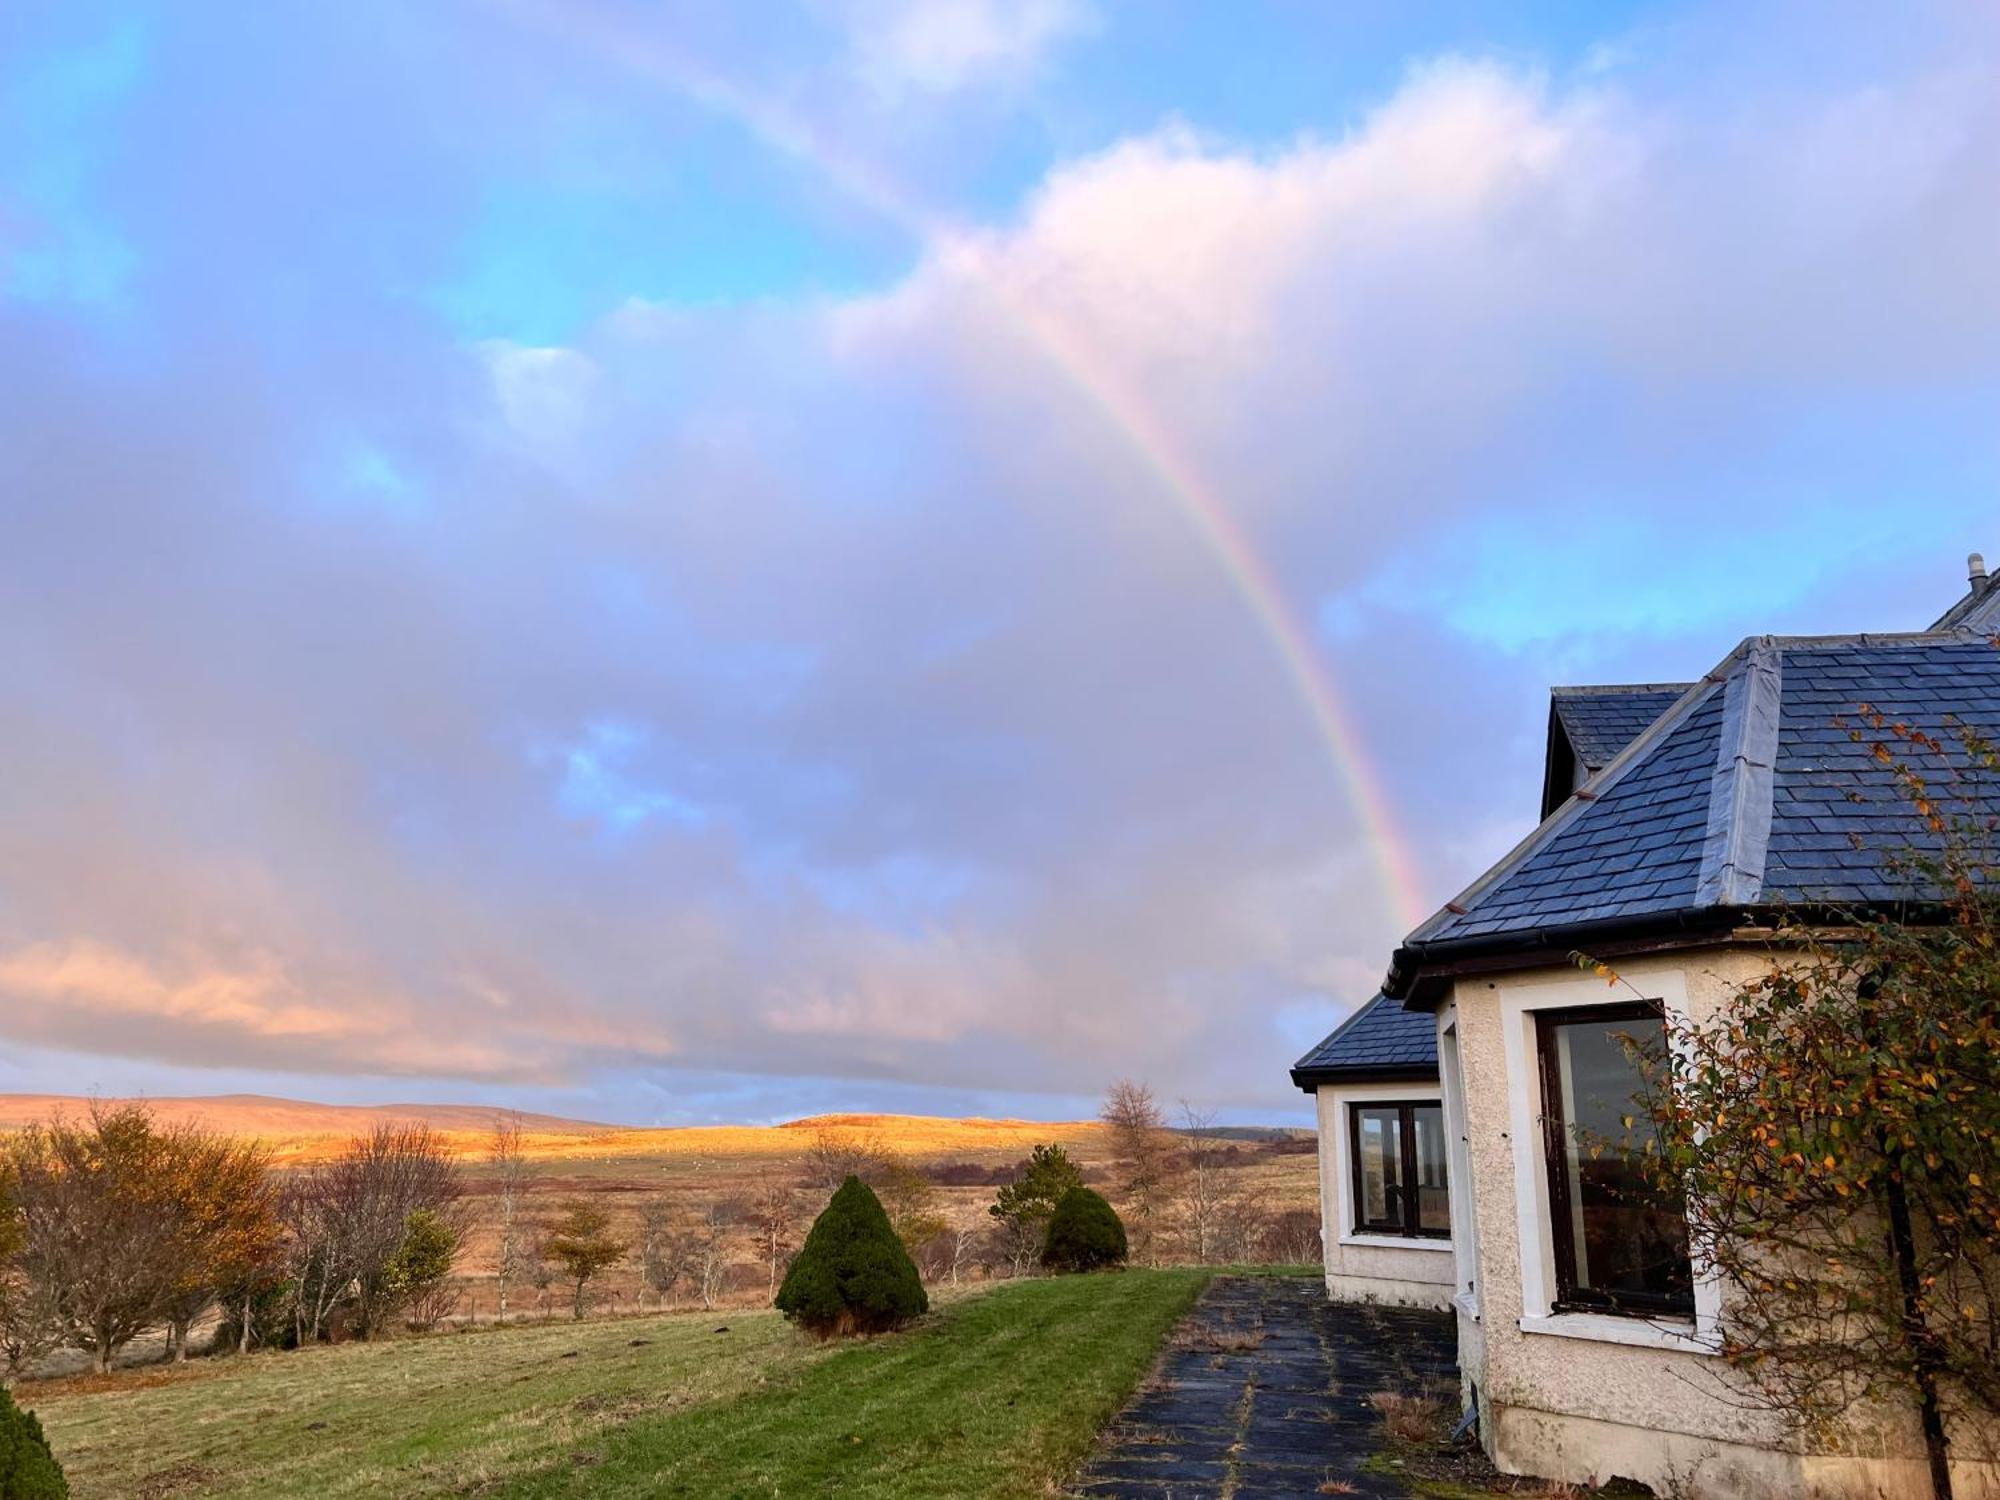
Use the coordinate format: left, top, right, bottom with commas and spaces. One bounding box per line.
1413, 1104, 1451, 1234
1539, 1007, 1693, 1316
1354, 1106, 1403, 1230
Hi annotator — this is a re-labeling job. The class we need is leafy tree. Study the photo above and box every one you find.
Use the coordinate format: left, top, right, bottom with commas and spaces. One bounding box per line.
0, 1385, 65, 1499
0, 1170, 56, 1381
5, 1103, 208, 1373
989, 1145, 1084, 1270
1618, 711, 2000, 1500
776, 1177, 927, 1338
159, 1133, 277, 1361
383, 1209, 461, 1330
540, 1201, 625, 1321
1042, 1188, 1128, 1273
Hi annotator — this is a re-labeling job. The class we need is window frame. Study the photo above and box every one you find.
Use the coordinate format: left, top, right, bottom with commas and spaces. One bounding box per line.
1346, 1099, 1451, 1241
1534, 1000, 1694, 1320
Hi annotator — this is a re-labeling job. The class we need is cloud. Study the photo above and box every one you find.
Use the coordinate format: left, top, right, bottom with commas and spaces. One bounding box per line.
836, 0, 1094, 96
2, 4, 1998, 1116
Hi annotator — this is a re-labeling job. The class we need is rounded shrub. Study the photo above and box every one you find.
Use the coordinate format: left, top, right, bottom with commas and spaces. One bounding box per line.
1041, 1187, 1128, 1273
0, 1385, 67, 1500
775, 1176, 929, 1338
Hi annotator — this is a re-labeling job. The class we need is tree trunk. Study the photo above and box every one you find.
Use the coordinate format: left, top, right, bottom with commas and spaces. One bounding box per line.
573, 1280, 585, 1321
240, 1289, 254, 1355
172, 1317, 190, 1363
1885, 1166, 1954, 1499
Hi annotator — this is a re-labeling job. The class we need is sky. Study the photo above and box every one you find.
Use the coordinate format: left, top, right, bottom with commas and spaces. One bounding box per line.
2, 1, 1998, 1127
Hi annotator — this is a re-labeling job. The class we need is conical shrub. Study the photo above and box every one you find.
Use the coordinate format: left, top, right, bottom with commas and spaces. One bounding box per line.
775, 1175, 929, 1338
1041, 1186, 1128, 1273
0, 1386, 67, 1500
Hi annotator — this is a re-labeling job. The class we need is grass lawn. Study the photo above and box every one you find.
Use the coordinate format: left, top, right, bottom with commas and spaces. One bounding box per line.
495, 1268, 1210, 1499
30, 1269, 1209, 1499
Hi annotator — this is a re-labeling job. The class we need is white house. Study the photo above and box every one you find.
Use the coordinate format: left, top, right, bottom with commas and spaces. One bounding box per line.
1296, 557, 2000, 1499
1290, 993, 1455, 1310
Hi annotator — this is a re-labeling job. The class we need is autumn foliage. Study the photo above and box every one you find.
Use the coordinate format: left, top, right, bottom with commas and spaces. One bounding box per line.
1623, 710, 2000, 1498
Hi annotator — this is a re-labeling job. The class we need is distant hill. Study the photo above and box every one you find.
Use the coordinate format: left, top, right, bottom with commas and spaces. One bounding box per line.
0, 1093, 611, 1139
0, 1096, 1305, 1167
0, 1095, 1117, 1165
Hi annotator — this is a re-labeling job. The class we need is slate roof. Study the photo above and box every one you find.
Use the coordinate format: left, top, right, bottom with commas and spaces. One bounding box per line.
1390, 628, 2000, 990
1291, 993, 1438, 1090
1552, 685, 1694, 773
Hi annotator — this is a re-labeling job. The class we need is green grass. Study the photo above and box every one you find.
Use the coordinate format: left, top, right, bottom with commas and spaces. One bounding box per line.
30, 1270, 1210, 1499
497, 1268, 1212, 1499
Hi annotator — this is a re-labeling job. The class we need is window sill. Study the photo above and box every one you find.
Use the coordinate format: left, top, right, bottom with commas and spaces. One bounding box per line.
1338, 1233, 1455, 1253
1518, 1311, 1718, 1356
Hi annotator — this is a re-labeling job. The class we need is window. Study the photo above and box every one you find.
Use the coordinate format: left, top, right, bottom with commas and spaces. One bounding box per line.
1348, 1101, 1450, 1239
1535, 1004, 1693, 1318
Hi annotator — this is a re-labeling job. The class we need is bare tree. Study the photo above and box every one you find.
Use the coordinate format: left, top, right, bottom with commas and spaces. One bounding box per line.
319, 1123, 460, 1339
280, 1167, 352, 1346
940, 1221, 984, 1286
1176, 1102, 1244, 1266
745, 1172, 800, 1296
489, 1112, 529, 1324
0, 1273, 59, 1382
693, 1201, 735, 1309
800, 1126, 885, 1192
1101, 1080, 1177, 1264
876, 1152, 948, 1274
638, 1195, 692, 1307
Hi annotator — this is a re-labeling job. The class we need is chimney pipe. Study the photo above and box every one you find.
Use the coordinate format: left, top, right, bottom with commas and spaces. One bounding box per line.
1971, 553, 1989, 593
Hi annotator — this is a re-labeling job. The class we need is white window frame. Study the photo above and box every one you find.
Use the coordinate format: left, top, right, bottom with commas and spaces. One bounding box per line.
1498, 970, 1721, 1355
1316, 1080, 1455, 1254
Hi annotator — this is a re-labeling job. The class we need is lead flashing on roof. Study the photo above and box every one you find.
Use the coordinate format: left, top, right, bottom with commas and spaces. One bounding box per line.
1693, 642, 1781, 907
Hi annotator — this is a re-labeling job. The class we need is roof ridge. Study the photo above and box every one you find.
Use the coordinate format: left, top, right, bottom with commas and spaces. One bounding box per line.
1549, 681, 1696, 697
1693, 642, 1782, 906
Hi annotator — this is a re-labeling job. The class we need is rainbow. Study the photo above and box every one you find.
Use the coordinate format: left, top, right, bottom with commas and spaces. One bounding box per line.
492, 1, 1430, 932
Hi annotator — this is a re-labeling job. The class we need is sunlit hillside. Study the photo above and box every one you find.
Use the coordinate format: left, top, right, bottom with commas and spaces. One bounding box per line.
0, 1094, 1119, 1166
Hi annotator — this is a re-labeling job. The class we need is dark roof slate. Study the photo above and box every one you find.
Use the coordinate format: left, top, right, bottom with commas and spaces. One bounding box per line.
1764, 639, 2000, 903
1291, 993, 1437, 1089
1402, 633, 2000, 960
1432, 685, 1724, 939
1553, 686, 1694, 772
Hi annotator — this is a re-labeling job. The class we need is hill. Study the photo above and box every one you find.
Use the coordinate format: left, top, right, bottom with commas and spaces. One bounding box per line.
0, 1092, 609, 1139
0, 1095, 1115, 1165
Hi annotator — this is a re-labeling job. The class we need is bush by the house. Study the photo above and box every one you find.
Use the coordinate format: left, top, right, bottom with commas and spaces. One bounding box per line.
1042, 1187, 1128, 1273
775, 1176, 928, 1337
0, 1386, 66, 1500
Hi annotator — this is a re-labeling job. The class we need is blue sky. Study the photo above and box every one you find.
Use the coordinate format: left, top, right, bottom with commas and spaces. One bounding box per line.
2, 0, 1998, 1125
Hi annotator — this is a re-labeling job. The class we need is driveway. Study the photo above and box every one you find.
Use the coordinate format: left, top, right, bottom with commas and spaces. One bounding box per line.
1070, 1274, 1458, 1499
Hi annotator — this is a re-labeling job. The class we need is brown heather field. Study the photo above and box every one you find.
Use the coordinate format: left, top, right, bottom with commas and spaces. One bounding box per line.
0, 1096, 1322, 1322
